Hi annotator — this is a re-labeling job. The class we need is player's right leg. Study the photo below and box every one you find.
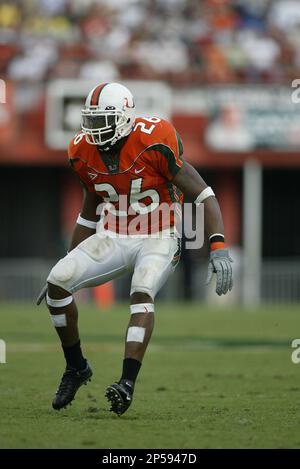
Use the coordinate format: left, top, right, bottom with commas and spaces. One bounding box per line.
46, 282, 92, 410
46, 233, 129, 410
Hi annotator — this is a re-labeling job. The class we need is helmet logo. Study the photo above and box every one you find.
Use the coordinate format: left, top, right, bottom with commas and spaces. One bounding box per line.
105, 105, 116, 110
124, 97, 134, 109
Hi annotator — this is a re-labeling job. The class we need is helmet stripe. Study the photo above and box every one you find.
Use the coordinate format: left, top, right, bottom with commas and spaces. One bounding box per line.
90, 83, 108, 106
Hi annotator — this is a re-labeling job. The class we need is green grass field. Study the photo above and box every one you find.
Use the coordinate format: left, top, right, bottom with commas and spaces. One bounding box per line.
0, 301, 300, 449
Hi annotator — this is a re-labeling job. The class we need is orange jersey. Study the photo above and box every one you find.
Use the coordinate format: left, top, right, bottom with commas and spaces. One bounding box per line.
68, 117, 184, 234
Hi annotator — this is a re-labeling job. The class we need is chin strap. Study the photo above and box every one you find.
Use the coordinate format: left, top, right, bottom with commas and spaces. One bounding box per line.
100, 133, 128, 152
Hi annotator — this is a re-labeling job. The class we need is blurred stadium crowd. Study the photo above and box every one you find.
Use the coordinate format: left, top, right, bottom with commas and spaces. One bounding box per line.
1, 0, 300, 304
1, 0, 300, 86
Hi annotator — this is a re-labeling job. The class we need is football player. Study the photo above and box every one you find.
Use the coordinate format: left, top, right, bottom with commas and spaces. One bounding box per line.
37, 82, 233, 415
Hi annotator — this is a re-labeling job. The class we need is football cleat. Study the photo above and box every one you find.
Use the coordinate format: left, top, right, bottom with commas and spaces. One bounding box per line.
105, 379, 134, 416
52, 362, 93, 410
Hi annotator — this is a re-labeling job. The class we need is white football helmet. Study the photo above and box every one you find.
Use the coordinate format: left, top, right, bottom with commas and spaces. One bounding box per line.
81, 82, 135, 148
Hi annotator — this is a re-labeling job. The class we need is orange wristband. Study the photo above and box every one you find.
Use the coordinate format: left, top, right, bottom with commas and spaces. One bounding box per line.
210, 241, 225, 251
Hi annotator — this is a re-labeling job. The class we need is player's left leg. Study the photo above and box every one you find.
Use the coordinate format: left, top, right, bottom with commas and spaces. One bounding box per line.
105, 291, 154, 416
106, 236, 181, 416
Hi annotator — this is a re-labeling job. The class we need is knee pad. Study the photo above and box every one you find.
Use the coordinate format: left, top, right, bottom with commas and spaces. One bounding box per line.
131, 238, 178, 297
131, 263, 166, 297
131, 265, 156, 295
48, 258, 77, 284
47, 255, 86, 292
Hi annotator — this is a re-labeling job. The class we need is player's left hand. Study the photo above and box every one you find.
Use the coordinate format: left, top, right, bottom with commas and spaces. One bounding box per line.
206, 249, 233, 296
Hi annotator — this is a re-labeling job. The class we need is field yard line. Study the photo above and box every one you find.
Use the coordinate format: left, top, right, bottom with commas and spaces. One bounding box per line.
6, 342, 286, 353
7, 343, 123, 353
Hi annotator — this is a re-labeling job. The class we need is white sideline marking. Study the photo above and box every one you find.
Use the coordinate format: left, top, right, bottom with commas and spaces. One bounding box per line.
0, 339, 6, 363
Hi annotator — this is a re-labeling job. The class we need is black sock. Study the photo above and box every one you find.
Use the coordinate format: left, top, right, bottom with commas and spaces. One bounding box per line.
62, 340, 86, 370
120, 358, 142, 385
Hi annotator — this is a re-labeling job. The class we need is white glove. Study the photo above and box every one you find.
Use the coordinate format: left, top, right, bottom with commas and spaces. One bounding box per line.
206, 249, 233, 296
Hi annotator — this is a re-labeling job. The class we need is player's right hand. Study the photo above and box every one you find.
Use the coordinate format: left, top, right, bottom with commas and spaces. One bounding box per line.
36, 284, 47, 305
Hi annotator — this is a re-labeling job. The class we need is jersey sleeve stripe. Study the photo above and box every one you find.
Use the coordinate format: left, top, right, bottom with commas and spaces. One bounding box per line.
147, 143, 182, 177
176, 131, 184, 161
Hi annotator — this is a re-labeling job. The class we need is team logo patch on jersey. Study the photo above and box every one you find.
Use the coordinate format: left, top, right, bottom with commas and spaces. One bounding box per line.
87, 172, 98, 180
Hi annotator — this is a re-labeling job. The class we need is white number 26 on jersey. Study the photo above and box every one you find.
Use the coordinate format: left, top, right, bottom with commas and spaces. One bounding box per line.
133, 117, 161, 135
95, 177, 159, 216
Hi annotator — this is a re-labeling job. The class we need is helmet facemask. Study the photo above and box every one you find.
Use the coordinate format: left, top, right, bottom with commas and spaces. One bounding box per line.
81, 107, 131, 148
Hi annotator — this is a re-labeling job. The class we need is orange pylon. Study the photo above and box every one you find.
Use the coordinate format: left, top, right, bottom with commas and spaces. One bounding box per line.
93, 282, 115, 309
